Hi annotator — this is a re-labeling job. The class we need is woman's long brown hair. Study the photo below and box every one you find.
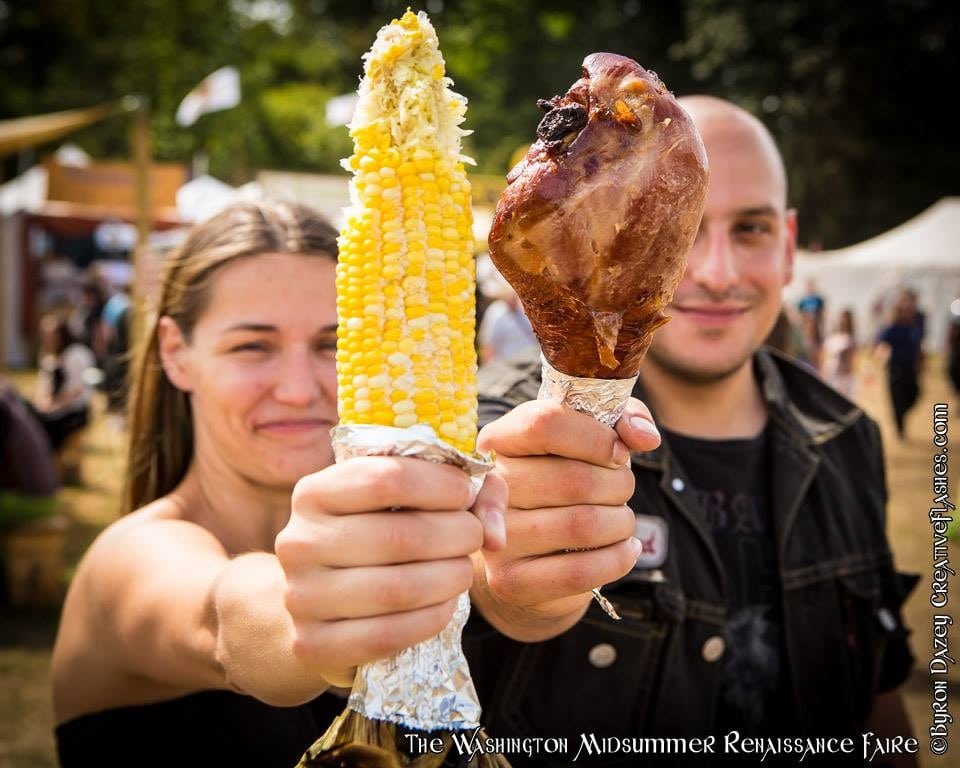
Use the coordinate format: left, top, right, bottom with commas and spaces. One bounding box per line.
123, 201, 338, 513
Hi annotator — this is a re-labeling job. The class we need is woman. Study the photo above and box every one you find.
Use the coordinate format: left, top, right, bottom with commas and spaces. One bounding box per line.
51, 202, 504, 767
822, 308, 857, 398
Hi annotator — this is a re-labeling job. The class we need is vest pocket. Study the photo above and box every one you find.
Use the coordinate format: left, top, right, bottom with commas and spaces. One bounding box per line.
836, 569, 886, 721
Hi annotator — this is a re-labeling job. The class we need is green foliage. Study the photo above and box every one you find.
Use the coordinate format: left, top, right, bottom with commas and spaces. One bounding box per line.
0, 0, 956, 247
259, 83, 352, 173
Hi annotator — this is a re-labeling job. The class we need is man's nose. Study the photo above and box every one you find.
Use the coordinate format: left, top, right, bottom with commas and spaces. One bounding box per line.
273, 347, 320, 405
689, 230, 739, 295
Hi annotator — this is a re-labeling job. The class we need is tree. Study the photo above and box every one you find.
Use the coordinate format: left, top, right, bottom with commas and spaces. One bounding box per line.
2, 0, 956, 246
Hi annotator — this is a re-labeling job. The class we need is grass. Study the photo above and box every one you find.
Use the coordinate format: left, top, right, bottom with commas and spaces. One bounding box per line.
0, 360, 957, 767
1, 372, 125, 768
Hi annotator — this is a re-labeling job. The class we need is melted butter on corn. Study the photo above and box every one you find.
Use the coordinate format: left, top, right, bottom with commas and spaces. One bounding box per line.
336, 10, 478, 454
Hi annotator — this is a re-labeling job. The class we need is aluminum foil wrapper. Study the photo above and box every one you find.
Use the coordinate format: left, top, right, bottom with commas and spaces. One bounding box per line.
348, 591, 479, 731
537, 356, 637, 621
537, 355, 638, 428
331, 423, 492, 499
330, 423, 493, 731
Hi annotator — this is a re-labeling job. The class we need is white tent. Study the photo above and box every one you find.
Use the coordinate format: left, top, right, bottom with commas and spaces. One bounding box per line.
175, 173, 264, 224
785, 198, 960, 350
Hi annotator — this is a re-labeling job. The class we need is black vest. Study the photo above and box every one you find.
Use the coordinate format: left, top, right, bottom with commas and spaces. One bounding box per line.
464, 349, 916, 767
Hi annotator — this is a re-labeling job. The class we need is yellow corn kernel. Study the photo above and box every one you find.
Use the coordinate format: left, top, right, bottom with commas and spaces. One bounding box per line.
335, 9, 478, 453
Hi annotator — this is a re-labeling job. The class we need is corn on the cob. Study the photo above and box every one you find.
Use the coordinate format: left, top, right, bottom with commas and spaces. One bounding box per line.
336, 10, 477, 454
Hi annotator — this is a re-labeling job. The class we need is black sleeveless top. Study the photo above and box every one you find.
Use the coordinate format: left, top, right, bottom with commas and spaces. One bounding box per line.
55, 690, 344, 767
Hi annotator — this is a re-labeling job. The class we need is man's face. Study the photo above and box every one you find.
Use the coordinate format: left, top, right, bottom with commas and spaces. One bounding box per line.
645, 115, 796, 383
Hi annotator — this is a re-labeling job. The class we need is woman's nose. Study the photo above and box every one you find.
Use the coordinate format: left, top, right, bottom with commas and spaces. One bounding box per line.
273, 348, 321, 405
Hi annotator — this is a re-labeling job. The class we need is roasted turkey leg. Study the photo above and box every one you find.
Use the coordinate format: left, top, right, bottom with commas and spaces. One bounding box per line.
488, 53, 709, 379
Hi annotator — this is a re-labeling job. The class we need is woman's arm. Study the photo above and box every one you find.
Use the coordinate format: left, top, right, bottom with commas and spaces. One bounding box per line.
53, 456, 501, 718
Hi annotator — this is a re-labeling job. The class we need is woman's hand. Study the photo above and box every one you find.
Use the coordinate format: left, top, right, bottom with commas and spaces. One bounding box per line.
275, 456, 503, 687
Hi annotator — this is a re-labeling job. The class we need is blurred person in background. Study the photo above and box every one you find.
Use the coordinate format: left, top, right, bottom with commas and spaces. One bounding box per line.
901, 287, 926, 341
30, 315, 96, 452
38, 250, 81, 315
797, 277, 825, 336
68, 277, 107, 362
949, 302, 960, 410
874, 289, 925, 439
478, 284, 538, 364
798, 307, 823, 372
764, 308, 819, 372
99, 286, 132, 414
822, 308, 858, 398
0, 376, 59, 528
762, 308, 795, 357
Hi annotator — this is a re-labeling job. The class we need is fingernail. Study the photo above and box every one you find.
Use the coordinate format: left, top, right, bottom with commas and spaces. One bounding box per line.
483, 506, 506, 548
629, 415, 661, 442
629, 536, 644, 559
466, 481, 481, 508
611, 439, 630, 466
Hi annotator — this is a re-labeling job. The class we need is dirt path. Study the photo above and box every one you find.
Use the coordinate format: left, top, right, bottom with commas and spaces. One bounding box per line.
857, 361, 958, 766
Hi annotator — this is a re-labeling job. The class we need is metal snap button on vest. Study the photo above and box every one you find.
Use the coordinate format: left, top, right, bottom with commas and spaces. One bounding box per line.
877, 607, 897, 632
671, 477, 685, 492
702, 636, 725, 663
588, 643, 617, 668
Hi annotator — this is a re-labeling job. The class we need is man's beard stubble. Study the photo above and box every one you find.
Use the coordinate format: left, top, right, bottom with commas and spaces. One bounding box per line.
643, 329, 755, 385
642, 286, 773, 385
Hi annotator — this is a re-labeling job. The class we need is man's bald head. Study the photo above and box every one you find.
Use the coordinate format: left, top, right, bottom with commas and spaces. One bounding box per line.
678, 95, 787, 208
643, 94, 796, 386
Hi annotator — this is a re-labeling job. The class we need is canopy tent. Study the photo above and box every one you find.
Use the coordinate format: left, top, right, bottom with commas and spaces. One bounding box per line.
176, 174, 263, 223
0, 153, 182, 367
785, 198, 960, 350
0, 102, 125, 157
0, 100, 153, 365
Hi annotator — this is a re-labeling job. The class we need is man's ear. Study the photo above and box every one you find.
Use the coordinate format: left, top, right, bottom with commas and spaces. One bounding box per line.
157, 316, 193, 393
782, 208, 798, 285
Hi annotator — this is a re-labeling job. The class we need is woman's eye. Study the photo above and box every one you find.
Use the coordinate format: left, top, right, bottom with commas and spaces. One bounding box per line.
232, 342, 270, 353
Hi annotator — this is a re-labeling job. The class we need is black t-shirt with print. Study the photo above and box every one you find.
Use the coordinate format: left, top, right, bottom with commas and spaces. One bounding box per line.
663, 425, 792, 736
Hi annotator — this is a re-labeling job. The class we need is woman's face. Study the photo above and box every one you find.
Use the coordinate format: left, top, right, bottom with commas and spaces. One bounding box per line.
162, 253, 339, 489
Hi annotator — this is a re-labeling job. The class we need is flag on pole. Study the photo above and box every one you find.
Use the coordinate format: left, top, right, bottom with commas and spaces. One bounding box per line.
176, 67, 241, 127
325, 92, 358, 127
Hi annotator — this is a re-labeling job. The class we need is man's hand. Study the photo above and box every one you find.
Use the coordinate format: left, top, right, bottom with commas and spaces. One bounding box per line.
470, 398, 661, 641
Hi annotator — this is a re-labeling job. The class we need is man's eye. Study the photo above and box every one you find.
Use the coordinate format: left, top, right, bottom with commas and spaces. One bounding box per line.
734, 220, 772, 236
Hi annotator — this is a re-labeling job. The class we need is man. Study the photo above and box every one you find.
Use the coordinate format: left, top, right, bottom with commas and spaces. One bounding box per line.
874, 288, 925, 439
797, 278, 825, 327
468, 96, 916, 765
